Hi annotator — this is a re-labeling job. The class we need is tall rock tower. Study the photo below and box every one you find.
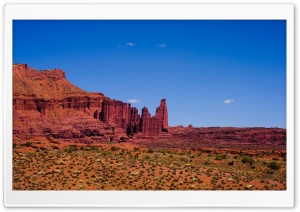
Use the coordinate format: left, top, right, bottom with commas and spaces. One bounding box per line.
140, 99, 169, 137
155, 99, 169, 132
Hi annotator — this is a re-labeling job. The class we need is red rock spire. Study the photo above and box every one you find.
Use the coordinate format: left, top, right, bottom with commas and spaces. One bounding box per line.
155, 99, 168, 132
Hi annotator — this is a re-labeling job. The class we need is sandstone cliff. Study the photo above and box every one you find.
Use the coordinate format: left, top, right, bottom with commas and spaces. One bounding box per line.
13, 64, 168, 141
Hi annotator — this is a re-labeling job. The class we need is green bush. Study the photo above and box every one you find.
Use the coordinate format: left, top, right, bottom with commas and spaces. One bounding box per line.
241, 156, 255, 165
268, 161, 281, 170
215, 154, 227, 160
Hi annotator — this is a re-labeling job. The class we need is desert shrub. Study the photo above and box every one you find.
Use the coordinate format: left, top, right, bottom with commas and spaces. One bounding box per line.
133, 147, 140, 152
189, 155, 194, 158
228, 160, 234, 166
25, 142, 32, 147
241, 156, 250, 163
241, 156, 255, 165
91, 146, 98, 151
268, 161, 281, 170
179, 156, 190, 163
143, 154, 151, 160
215, 155, 223, 160
215, 155, 222, 160
64, 146, 78, 153
204, 159, 211, 165
249, 159, 255, 165
111, 146, 120, 151
80, 146, 88, 151
153, 153, 160, 160
147, 148, 154, 154
215, 154, 227, 160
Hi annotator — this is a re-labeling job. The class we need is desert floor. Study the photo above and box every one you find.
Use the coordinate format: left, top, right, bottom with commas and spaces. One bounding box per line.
13, 138, 286, 190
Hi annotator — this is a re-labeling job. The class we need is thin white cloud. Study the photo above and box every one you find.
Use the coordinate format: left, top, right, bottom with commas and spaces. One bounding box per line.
126, 42, 135, 47
224, 99, 235, 104
118, 42, 136, 48
157, 43, 167, 48
127, 99, 140, 103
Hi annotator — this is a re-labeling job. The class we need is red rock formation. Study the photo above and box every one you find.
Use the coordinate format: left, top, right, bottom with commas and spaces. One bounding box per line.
13, 64, 117, 141
13, 64, 65, 80
129, 107, 140, 134
13, 64, 169, 141
187, 124, 193, 129
98, 98, 169, 137
13, 64, 104, 116
141, 107, 151, 136
155, 99, 168, 132
100, 98, 131, 129
141, 107, 162, 137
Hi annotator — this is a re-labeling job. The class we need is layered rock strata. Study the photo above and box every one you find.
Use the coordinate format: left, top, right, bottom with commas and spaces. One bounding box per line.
13, 64, 168, 141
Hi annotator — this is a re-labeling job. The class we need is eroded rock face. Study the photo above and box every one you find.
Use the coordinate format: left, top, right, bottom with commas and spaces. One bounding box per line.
140, 100, 170, 137
129, 107, 140, 134
155, 99, 168, 132
100, 98, 131, 129
13, 64, 104, 115
141, 107, 161, 137
13, 64, 169, 141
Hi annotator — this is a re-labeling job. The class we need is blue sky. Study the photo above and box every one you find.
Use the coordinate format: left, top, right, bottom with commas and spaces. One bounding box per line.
13, 20, 286, 128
